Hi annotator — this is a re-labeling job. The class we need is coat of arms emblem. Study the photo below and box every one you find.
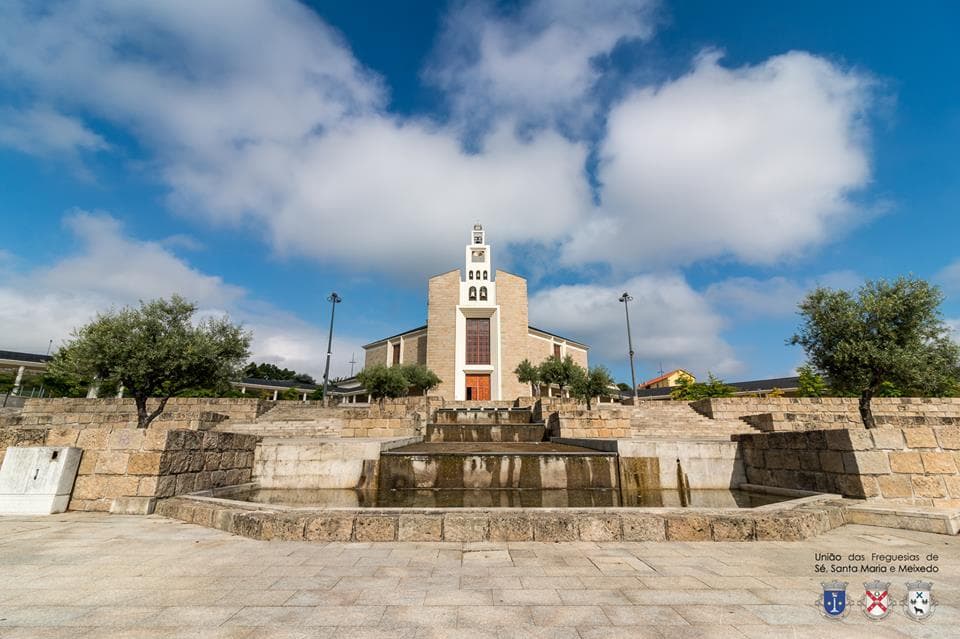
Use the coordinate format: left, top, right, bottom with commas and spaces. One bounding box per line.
860, 580, 892, 620
904, 581, 936, 621
816, 580, 848, 619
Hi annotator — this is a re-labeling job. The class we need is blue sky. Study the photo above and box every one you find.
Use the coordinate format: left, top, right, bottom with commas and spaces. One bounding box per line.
1, 0, 958, 385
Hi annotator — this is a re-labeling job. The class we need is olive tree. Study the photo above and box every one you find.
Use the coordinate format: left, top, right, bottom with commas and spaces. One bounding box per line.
49, 295, 251, 428
570, 365, 614, 409
514, 359, 541, 396
669, 373, 737, 400
400, 364, 442, 395
539, 354, 581, 397
357, 364, 409, 405
790, 277, 960, 428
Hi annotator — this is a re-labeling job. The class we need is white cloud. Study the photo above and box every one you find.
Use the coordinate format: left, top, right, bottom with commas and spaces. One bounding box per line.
427, 0, 657, 130
0, 2, 878, 280
38, 211, 244, 307
946, 319, 960, 342
529, 273, 743, 380
0, 0, 382, 151
166, 116, 592, 277
935, 259, 960, 295
705, 270, 861, 318
0, 212, 359, 378
564, 50, 874, 269
0, 105, 108, 157
0, 0, 593, 279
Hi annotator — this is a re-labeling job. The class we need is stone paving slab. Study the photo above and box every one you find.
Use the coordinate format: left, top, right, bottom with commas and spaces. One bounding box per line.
0, 513, 957, 638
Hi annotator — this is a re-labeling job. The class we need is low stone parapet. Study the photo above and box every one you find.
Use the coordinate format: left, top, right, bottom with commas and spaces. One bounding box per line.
155, 491, 847, 542
6, 397, 272, 430
693, 397, 960, 424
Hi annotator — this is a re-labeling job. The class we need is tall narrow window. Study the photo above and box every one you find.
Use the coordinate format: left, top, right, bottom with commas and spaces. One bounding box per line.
466, 318, 490, 365
483, 270, 487, 280
469, 286, 477, 301
476, 270, 481, 280
554, 344, 561, 359
469, 271, 474, 280
392, 344, 401, 365
479, 286, 487, 301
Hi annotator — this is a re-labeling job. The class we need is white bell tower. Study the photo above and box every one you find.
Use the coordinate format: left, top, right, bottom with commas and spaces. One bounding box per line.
455, 223, 500, 400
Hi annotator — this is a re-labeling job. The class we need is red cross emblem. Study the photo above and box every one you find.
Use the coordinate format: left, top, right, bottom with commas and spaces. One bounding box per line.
866, 589, 888, 613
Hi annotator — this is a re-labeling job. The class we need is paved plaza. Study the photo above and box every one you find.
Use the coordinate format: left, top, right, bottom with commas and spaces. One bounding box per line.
0, 515, 957, 638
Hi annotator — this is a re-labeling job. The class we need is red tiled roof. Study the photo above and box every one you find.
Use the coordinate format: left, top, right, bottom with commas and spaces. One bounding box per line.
639, 369, 690, 388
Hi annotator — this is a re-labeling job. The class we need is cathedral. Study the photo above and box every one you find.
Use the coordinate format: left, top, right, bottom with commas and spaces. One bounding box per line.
362, 224, 588, 401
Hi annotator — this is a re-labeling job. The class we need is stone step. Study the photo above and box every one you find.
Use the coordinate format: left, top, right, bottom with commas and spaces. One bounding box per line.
214, 420, 342, 438
378, 442, 618, 491
424, 423, 547, 443
433, 408, 534, 425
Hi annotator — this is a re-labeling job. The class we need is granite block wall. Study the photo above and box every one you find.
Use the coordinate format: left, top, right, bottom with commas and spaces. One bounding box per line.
737, 426, 960, 507
0, 427, 257, 512
4, 397, 271, 430
693, 397, 960, 427
549, 410, 631, 439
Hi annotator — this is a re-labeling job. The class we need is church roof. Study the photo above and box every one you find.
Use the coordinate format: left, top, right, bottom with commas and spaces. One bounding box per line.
363, 325, 428, 348
0, 350, 52, 365
528, 326, 589, 350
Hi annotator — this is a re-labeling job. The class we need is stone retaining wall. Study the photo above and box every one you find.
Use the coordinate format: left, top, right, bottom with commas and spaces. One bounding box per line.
5, 397, 273, 430
737, 426, 960, 507
693, 397, 960, 427
617, 440, 745, 491
548, 410, 631, 439
156, 493, 847, 542
0, 427, 257, 512
253, 439, 418, 490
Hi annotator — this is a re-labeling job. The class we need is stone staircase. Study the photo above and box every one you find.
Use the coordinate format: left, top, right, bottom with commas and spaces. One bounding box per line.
214, 402, 345, 438
629, 401, 760, 440
254, 402, 331, 422
425, 407, 547, 442
213, 420, 344, 438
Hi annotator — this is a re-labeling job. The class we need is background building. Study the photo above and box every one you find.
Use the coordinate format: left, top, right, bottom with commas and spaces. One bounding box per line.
639, 369, 695, 391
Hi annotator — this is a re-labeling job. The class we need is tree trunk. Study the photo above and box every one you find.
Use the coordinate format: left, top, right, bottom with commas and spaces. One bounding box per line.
859, 390, 876, 429
135, 394, 170, 429
135, 395, 149, 429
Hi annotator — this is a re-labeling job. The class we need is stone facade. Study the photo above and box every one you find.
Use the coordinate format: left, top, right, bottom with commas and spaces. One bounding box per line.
737, 425, 960, 507
364, 343, 387, 367
425, 269, 460, 399
402, 332, 428, 366
497, 270, 530, 401
0, 427, 256, 513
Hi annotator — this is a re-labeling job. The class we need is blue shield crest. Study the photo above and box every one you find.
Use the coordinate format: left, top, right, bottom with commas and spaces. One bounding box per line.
818, 581, 849, 619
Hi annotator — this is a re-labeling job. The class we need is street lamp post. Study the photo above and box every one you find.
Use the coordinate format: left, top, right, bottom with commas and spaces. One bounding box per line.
321, 292, 342, 406
618, 292, 638, 402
